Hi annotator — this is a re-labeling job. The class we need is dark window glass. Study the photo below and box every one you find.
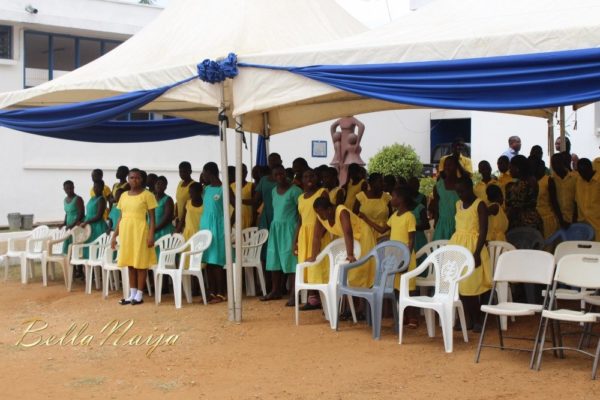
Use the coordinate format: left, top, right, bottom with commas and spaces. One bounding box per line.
0, 25, 12, 59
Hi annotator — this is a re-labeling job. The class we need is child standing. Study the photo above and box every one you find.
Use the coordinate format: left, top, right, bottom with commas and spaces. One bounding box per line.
354, 173, 392, 241
474, 161, 498, 203
486, 185, 508, 241
62, 181, 84, 255
322, 167, 344, 206
449, 177, 491, 332
153, 176, 175, 242
108, 188, 125, 232
111, 169, 157, 305
262, 165, 303, 305
81, 181, 109, 258
176, 182, 203, 242
432, 156, 460, 240
230, 164, 254, 230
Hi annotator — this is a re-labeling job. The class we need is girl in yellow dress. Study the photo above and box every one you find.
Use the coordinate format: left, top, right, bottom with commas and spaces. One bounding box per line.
294, 169, 331, 310
111, 165, 129, 210
550, 153, 577, 228
575, 159, 600, 240
111, 169, 157, 305
310, 198, 376, 288
323, 167, 344, 206
450, 177, 491, 331
486, 185, 508, 241
353, 173, 392, 241
176, 182, 203, 242
534, 159, 559, 239
474, 161, 499, 203
230, 164, 254, 230
175, 161, 195, 226
343, 163, 367, 209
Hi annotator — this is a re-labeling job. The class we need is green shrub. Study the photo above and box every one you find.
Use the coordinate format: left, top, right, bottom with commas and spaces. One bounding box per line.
419, 177, 436, 198
368, 144, 423, 179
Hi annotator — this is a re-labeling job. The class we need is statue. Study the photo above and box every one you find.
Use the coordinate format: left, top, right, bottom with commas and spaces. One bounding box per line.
330, 116, 366, 185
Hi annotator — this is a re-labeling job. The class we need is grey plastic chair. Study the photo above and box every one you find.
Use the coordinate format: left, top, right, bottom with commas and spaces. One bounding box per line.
337, 241, 410, 340
545, 223, 595, 245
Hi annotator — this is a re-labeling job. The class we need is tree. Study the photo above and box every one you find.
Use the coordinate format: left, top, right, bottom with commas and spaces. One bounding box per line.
368, 143, 423, 179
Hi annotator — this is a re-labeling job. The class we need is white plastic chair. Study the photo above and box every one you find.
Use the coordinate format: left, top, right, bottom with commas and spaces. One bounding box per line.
415, 240, 449, 296
475, 250, 555, 367
535, 254, 600, 379
101, 243, 130, 300
294, 238, 361, 330
3, 230, 35, 280
20, 226, 53, 285
41, 227, 72, 287
233, 228, 269, 297
399, 245, 475, 353
148, 233, 186, 297
65, 225, 91, 291
155, 231, 211, 308
83, 233, 112, 294
487, 241, 516, 330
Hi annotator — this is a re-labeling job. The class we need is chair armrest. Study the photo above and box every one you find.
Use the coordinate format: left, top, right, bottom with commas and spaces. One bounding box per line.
402, 258, 431, 281
26, 237, 50, 252
178, 249, 204, 270
8, 237, 28, 252
339, 256, 372, 286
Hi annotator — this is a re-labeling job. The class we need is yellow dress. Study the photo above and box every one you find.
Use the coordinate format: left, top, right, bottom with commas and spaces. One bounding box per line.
90, 184, 112, 220
328, 187, 342, 205
111, 181, 128, 199
175, 180, 195, 222
387, 211, 417, 290
553, 171, 577, 223
355, 191, 392, 240
474, 179, 499, 204
487, 202, 508, 241
344, 179, 365, 209
230, 182, 253, 229
182, 200, 203, 242
317, 205, 376, 287
575, 173, 600, 241
297, 189, 331, 283
537, 175, 559, 239
439, 154, 473, 177
117, 191, 157, 269
449, 199, 492, 296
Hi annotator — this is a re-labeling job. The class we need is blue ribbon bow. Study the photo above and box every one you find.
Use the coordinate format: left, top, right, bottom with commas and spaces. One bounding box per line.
197, 53, 239, 84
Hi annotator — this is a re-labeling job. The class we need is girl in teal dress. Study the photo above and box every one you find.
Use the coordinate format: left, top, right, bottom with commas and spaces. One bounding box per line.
62, 180, 84, 255
200, 162, 235, 304
153, 176, 175, 258
81, 181, 108, 258
262, 165, 303, 306
108, 188, 124, 232
432, 157, 460, 240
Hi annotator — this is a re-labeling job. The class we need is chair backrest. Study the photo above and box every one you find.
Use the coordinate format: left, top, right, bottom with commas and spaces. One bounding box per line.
415, 240, 449, 281
423, 245, 474, 300
88, 233, 111, 262
371, 241, 410, 289
554, 241, 600, 264
241, 228, 269, 263
321, 238, 361, 273
494, 250, 555, 285
71, 225, 91, 245
188, 230, 212, 271
50, 226, 69, 255
506, 227, 545, 250
156, 233, 185, 266
487, 241, 516, 275
555, 254, 600, 289
29, 225, 50, 253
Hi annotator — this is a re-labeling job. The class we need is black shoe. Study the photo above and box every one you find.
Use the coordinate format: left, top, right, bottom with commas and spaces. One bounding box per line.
300, 303, 322, 311
119, 298, 131, 305
131, 299, 144, 305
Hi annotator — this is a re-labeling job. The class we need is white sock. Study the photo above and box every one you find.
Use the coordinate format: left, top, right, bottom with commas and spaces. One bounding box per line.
134, 290, 143, 302
127, 288, 138, 301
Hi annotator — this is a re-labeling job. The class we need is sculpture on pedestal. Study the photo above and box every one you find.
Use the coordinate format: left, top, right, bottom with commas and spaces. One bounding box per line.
330, 116, 366, 185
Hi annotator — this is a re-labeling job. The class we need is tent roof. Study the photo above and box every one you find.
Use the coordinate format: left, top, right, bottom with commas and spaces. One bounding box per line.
234, 0, 600, 134
0, 0, 366, 125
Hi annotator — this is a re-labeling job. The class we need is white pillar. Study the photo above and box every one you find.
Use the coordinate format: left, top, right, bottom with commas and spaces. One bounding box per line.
234, 116, 244, 322
263, 112, 271, 157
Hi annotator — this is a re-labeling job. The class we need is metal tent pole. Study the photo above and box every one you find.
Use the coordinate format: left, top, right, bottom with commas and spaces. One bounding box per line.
559, 106, 566, 152
547, 115, 555, 158
234, 116, 244, 322
263, 112, 270, 157
219, 84, 235, 322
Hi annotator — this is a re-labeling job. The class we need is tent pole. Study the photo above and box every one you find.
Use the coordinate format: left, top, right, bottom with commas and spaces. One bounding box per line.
234, 116, 244, 323
219, 85, 235, 322
263, 112, 271, 157
547, 116, 555, 158
249, 130, 254, 180
559, 106, 566, 152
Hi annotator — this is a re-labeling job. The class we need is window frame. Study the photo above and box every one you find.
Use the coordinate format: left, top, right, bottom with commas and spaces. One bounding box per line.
0, 25, 13, 60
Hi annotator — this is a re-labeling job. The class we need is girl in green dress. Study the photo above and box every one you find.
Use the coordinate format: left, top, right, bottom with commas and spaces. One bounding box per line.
81, 181, 108, 258
262, 165, 303, 306
432, 156, 460, 240
153, 176, 175, 257
62, 180, 84, 255
200, 162, 235, 304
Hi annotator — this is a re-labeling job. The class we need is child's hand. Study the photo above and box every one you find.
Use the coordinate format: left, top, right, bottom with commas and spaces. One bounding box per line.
474, 253, 482, 268
110, 237, 117, 250
147, 238, 155, 248
346, 255, 357, 263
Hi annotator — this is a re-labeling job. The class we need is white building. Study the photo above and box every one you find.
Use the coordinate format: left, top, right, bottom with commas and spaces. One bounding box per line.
1, 0, 599, 224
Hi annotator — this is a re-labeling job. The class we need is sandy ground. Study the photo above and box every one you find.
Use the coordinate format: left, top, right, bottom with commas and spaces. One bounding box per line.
1, 266, 599, 400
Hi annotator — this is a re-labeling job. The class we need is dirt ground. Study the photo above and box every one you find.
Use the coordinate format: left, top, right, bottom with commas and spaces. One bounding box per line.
1, 267, 599, 400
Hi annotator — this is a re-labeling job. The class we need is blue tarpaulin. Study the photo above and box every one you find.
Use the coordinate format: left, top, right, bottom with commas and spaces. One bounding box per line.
256, 135, 268, 166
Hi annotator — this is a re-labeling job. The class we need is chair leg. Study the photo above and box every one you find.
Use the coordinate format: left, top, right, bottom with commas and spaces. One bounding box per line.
592, 332, 600, 380
530, 315, 545, 369
102, 269, 109, 299
398, 303, 406, 345
424, 309, 436, 337
370, 298, 381, 340
67, 265, 74, 292
244, 268, 255, 297
197, 273, 208, 306
3, 257, 8, 281
456, 302, 469, 343
182, 275, 192, 303
41, 257, 48, 287
295, 289, 301, 326
155, 273, 163, 305
257, 266, 267, 297
496, 315, 505, 350
120, 269, 130, 299
146, 273, 153, 297
439, 308, 454, 353
475, 312, 490, 363
173, 275, 182, 309
20, 256, 27, 284
94, 266, 101, 290
535, 317, 550, 371
84, 265, 93, 294
347, 295, 357, 324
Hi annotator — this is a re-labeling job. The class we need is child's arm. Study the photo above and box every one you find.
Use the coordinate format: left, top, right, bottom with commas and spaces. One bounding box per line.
352, 198, 361, 215
417, 207, 430, 231
293, 215, 302, 256
548, 177, 568, 228
475, 201, 489, 267
147, 209, 156, 248
75, 197, 85, 226
307, 220, 326, 262
487, 203, 500, 217
359, 212, 389, 235
175, 206, 187, 233
339, 210, 357, 262
408, 231, 415, 254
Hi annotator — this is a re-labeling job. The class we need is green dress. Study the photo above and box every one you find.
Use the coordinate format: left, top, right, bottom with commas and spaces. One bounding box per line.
266, 185, 302, 273
257, 176, 277, 230
154, 195, 174, 258
200, 185, 226, 267
83, 196, 108, 258
108, 206, 121, 232
62, 196, 81, 254
411, 203, 428, 252
433, 179, 459, 241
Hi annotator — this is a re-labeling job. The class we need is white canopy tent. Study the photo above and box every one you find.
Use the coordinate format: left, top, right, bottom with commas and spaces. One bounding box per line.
0, 0, 367, 322
233, 0, 600, 135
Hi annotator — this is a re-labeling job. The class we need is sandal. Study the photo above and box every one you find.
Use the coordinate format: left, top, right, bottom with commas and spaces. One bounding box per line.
209, 294, 226, 304
407, 318, 419, 329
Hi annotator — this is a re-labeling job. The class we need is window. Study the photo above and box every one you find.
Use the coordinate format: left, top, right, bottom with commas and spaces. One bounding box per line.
0, 25, 12, 59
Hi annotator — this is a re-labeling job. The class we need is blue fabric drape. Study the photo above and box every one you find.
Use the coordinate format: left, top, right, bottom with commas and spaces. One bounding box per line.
17, 118, 219, 143
239, 47, 600, 110
256, 135, 268, 166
